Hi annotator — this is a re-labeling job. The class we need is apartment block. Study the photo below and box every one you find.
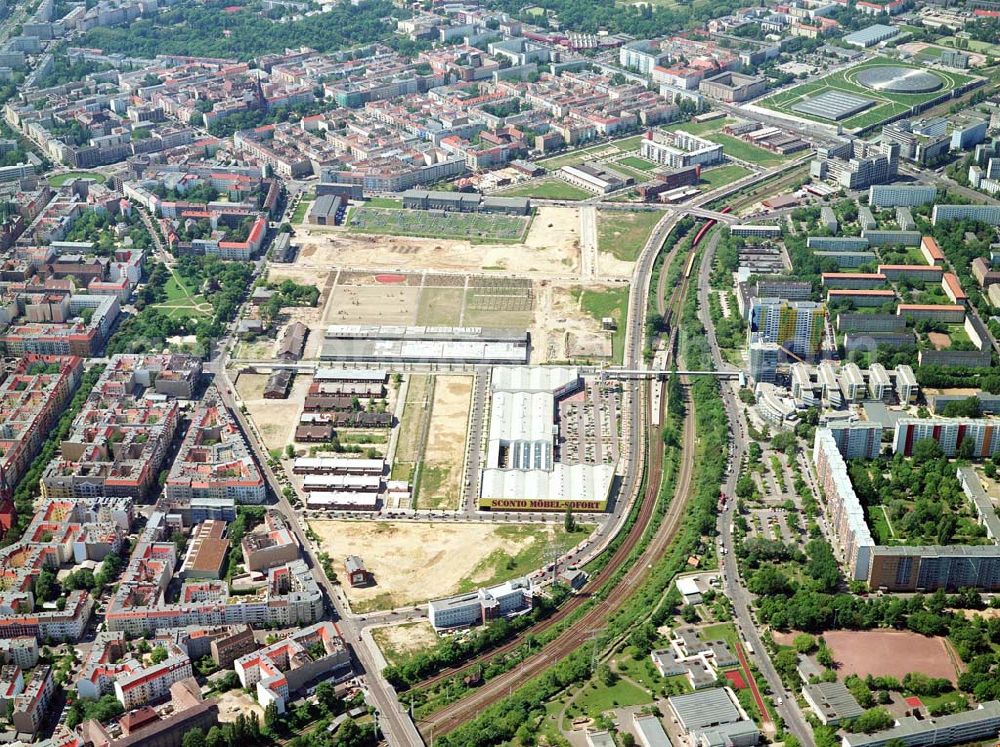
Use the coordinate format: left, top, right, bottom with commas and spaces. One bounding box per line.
892, 418, 1000, 458
932, 204, 1000, 226
748, 298, 826, 359
0, 354, 83, 501
12, 665, 53, 735
868, 184, 937, 208
165, 394, 265, 505
234, 621, 351, 714
241, 510, 300, 572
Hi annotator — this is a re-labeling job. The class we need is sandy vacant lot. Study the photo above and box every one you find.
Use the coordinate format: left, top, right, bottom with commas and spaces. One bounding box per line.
325, 284, 420, 326
823, 630, 960, 684
310, 521, 552, 612
927, 331, 951, 350
424, 376, 471, 463
372, 621, 440, 665
531, 282, 615, 363
291, 205, 579, 277
237, 371, 311, 451
419, 376, 472, 510
216, 689, 264, 723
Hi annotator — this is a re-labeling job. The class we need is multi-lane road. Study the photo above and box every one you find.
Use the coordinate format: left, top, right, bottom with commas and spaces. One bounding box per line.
696, 232, 816, 747
208, 339, 424, 745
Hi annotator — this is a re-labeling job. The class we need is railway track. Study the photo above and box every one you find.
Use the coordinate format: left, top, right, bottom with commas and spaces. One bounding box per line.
417, 223, 703, 740
405, 221, 691, 697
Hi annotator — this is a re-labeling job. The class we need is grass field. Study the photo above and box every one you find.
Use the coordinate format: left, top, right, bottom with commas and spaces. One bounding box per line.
573, 679, 653, 717
617, 155, 657, 171
666, 117, 734, 136
701, 622, 741, 652
706, 134, 789, 166
456, 524, 591, 593
290, 199, 311, 223
597, 210, 662, 262
938, 36, 1000, 56
416, 287, 464, 326
758, 57, 977, 131
366, 197, 403, 208
347, 206, 530, 242
496, 179, 591, 201
573, 286, 629, 364
49, 171, 107, 186
700, 164, 754, 190
152, 273, 211, 318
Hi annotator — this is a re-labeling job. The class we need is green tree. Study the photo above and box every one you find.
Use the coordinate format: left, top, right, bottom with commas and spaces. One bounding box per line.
264, 702, 280, 730
150, 645, 168, 664
793, 633, 817, 654
564, 505, 576, 533
182, 729, 207, 747
205, 726, 226, 747
597, 663, 618, 687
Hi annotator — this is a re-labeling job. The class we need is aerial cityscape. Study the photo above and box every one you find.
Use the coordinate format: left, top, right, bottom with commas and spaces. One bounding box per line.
1, 0, 1000, 745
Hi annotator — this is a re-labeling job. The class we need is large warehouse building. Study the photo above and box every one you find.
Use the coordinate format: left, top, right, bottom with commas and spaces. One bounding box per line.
320, 325, 529, 365
479, 366, 615, 511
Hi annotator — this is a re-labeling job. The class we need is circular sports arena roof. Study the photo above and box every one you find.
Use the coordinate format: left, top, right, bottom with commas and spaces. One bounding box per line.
855, 66, 944, 94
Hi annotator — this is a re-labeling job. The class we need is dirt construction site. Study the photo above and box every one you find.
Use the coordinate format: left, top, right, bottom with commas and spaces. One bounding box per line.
247, 205, 642, 364
309, 520, 568, 613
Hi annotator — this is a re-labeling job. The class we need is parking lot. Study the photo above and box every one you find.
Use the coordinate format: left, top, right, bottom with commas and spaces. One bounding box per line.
558, 380, 621, 466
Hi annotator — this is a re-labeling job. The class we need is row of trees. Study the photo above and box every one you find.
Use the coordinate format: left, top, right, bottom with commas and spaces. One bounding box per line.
432, 245, 732, 744
5, 366, 104, 543
80, 0, 401, 61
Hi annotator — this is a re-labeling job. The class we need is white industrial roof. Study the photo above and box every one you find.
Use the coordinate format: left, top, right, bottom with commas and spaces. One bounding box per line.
480, 463, 614, 504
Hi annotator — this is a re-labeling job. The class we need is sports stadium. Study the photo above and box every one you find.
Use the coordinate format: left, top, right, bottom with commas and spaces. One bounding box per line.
754, 57, 979, 132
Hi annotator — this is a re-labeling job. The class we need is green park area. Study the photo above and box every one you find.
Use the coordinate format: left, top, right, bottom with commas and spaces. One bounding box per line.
497, 178, 592, 201
849, 456, 990, 547
707, 134, 789, 167
49, 171, 107, 186
700, 164, 753, 190
597, 210, 662, 262
346, 206, 530, 242
290, 198, 312, 223
666, 117, 734, 136
573, 285, 629, 363
617, 155, 658, 171
153, 271, 212, 319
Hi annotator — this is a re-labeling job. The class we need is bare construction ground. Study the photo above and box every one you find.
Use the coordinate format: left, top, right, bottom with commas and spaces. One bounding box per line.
532, 282, 615, 363
417, 375, 473, 510
291, 205, 580, 276
371, 621, 439, 666
216, 690, 265, 723
235, 370, 312, 452
309, 520, 578, 612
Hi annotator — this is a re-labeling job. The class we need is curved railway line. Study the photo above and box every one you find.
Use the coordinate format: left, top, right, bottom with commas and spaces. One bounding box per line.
417, 216, 707, 740
404, 161, 802, 740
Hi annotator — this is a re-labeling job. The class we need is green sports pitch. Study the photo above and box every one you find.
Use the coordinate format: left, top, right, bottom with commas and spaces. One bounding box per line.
758, 57, 977, 131
346, 206, 530, 243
